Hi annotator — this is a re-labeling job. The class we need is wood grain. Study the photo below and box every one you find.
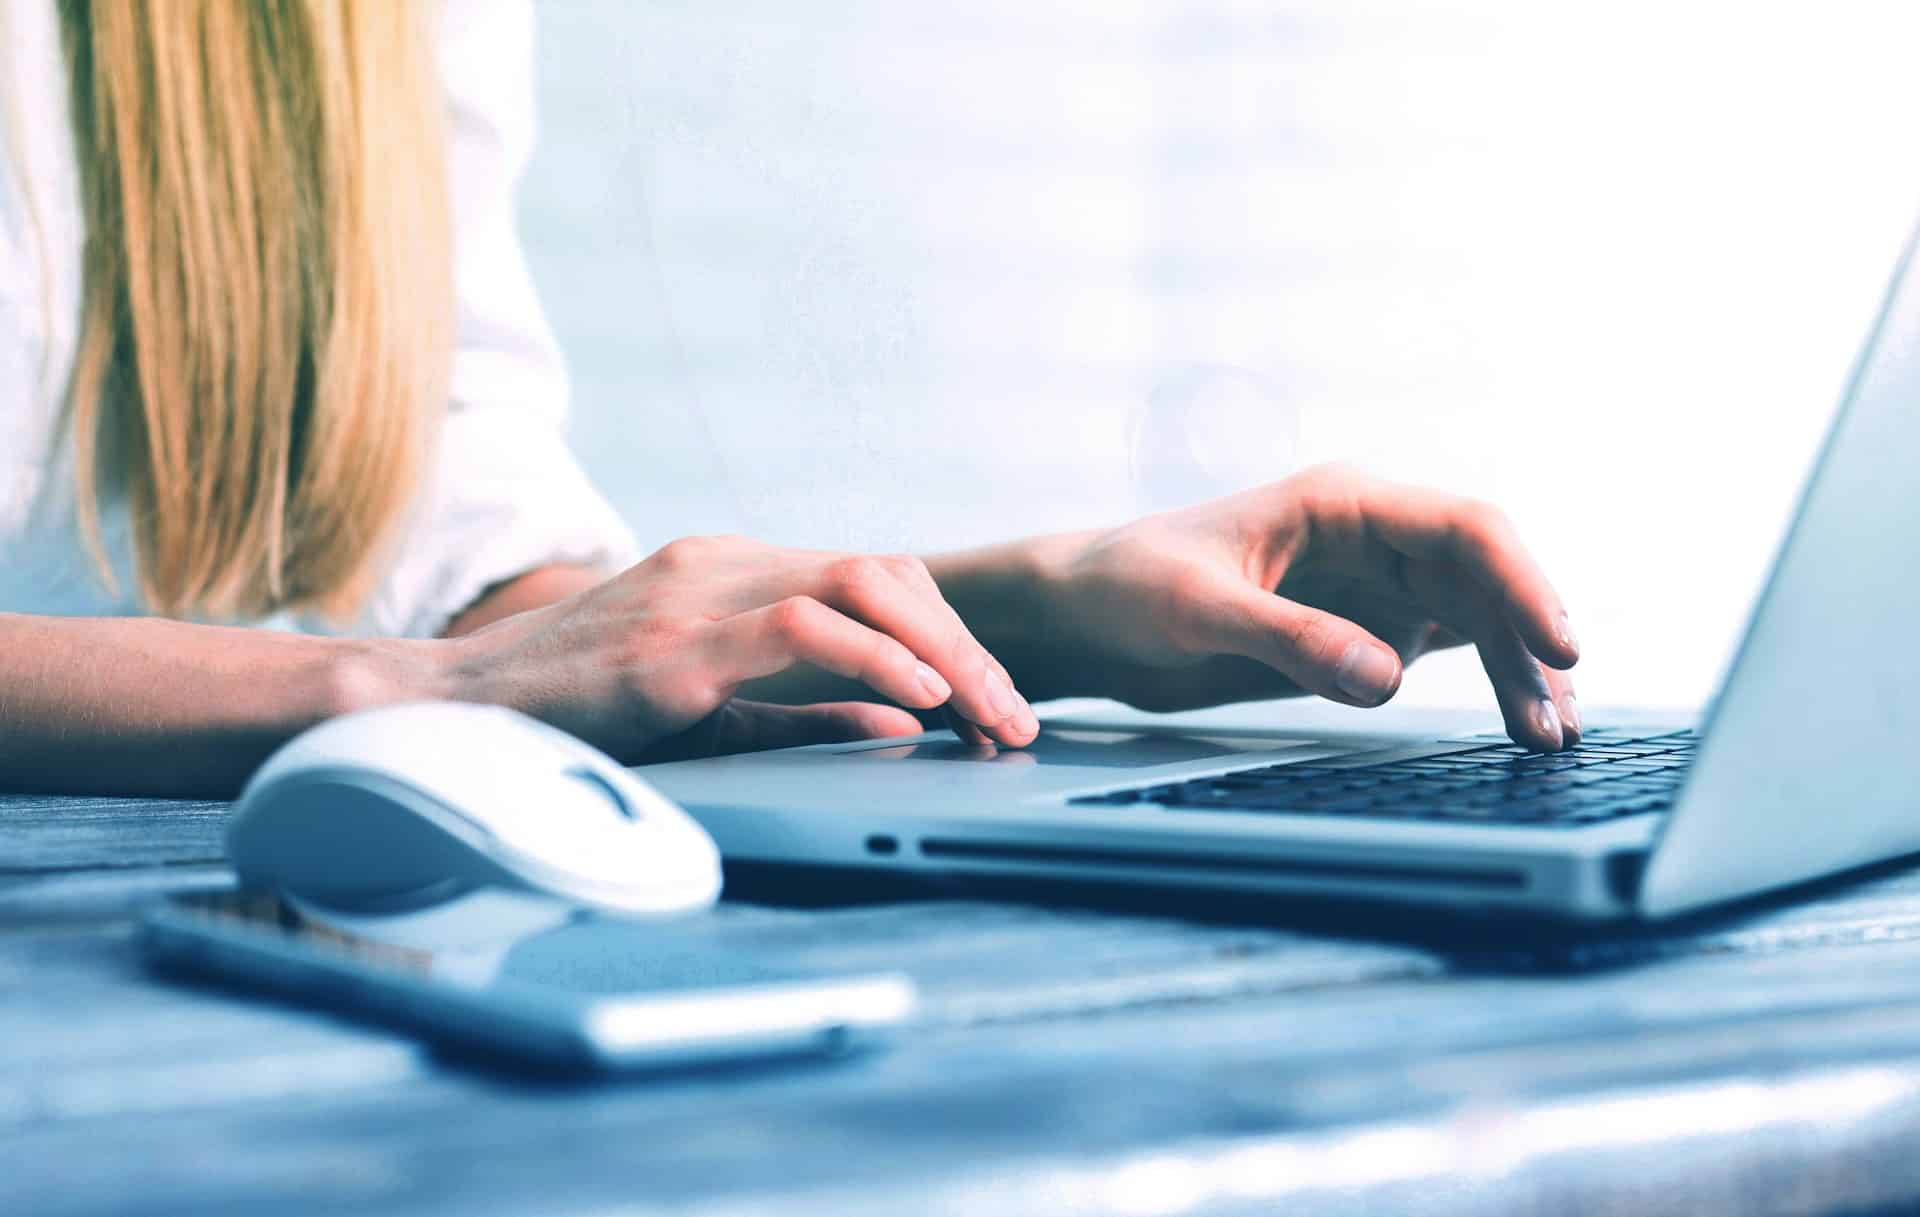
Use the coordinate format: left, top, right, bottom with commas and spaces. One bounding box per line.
14, 791, 1920, 1216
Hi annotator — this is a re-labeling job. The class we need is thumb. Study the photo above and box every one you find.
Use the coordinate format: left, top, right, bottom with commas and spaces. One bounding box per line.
1178, 570, 1403, 708
642, 699, 926, 761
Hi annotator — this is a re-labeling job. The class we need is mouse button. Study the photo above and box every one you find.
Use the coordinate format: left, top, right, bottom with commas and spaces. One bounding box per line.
563, 765, 636, 819
474, 772, 649, 864
490, 790, 704, 889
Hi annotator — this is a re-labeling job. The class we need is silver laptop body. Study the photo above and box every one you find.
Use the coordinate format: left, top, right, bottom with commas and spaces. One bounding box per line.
643, 222, 1920, 922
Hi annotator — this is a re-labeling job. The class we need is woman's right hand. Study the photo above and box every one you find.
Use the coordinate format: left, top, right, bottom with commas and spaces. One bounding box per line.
439, 536, 1040, 761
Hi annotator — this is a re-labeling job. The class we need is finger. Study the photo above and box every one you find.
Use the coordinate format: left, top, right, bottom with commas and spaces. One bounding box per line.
812, 556, 1037, 746
1473, 620, 1567, 752
1396, 560, 1567, 752
639, 699, 925, 761
707, 700, 925, 755
944, 705, 994, 746
1309, 474, 1579, 669
1117, 654, 1307, 712
1542, 664, 1581, 747
707, 596, 954, 712
1174, 568, 1405, 708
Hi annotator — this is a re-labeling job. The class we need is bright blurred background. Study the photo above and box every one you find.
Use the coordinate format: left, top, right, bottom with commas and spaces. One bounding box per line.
519, 0, 1920, 713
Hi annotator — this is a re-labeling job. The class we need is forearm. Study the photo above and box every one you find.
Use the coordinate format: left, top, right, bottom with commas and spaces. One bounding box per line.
0, 614, 448, 798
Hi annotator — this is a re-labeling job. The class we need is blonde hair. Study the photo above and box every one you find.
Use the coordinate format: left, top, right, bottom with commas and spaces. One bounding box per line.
57, 0, 452, 621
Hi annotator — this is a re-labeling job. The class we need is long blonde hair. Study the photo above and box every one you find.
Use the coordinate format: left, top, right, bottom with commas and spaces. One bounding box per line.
57, 0, 451, 621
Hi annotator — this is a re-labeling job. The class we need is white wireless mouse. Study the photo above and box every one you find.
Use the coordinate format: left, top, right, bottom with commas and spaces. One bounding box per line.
226, 702, 723, 916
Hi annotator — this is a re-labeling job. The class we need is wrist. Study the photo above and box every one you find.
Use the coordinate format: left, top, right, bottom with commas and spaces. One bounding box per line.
320, 637, 463, 719
927, 530, 1094, 702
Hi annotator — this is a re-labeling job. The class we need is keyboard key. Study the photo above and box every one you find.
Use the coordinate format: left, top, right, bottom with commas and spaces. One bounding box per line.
1068, 730, 1696, 827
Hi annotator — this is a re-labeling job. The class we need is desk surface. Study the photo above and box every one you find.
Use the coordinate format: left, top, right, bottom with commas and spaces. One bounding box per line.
11, 720, 1920, 1217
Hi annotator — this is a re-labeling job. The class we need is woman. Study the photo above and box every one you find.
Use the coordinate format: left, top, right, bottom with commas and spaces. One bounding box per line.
0, 0, 1579, 798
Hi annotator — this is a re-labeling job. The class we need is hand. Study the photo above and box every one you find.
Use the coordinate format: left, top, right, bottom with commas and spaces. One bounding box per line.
1005, 464, 1581, 751
440, 536, 1039, 761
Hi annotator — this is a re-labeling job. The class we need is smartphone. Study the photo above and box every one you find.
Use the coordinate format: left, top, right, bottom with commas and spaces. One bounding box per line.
141, 889, 917, 1073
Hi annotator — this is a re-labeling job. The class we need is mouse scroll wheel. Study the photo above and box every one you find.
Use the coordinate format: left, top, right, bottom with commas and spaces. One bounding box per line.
564, 765, 640, 820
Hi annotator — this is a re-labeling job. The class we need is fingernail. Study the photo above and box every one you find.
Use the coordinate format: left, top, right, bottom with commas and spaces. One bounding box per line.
1556, 612, 1579, 656
1013, 698, 1040, 740
983, 667, 1017, 719
1532, 698, 1564, 748
1334, 641, 1398, 706
915, 662, 951, 704
1559, 694, 1582, 743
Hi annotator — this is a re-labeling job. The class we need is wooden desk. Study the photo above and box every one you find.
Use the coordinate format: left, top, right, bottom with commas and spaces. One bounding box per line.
11, 781, 1920, 1216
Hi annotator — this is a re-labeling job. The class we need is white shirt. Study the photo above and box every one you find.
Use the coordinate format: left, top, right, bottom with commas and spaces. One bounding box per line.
0, 0, 637, 637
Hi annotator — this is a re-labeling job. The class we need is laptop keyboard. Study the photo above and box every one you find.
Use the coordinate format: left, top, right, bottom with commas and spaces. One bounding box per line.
1068, 728, 1697, 828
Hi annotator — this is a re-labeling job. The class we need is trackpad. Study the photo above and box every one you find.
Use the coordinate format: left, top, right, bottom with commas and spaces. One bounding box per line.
839, 728, 1315, 769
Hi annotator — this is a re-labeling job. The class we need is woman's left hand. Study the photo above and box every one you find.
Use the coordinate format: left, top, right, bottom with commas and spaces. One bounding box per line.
972, 464, 1581, 751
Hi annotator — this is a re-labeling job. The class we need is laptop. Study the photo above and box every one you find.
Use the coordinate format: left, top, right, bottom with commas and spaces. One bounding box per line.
642, 221, 1920, 922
